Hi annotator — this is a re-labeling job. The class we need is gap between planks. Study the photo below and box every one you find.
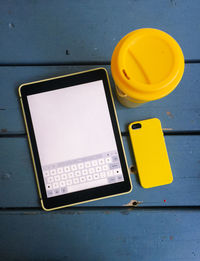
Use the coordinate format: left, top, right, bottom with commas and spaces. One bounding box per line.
0, 130, 200, 138
0, 59, 199, 67
1, 206, 200, 214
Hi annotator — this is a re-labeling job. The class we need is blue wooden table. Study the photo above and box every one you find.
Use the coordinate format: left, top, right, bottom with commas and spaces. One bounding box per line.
1, 1, 200, 260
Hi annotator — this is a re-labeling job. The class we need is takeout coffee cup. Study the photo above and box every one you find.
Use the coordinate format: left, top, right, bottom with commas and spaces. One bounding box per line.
111, 28, 184, 107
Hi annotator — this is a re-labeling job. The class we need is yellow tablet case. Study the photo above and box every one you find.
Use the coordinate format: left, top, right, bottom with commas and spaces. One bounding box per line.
129, 118, 173, 188
19, 68, 132, 211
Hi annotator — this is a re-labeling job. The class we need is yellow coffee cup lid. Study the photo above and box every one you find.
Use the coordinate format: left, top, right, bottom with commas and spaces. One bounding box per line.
111, 28, 184, 102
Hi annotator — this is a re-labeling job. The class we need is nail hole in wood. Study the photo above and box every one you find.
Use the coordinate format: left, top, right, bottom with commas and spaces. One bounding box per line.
9, 22, 15, 29
132, 201, 138, 206
130, 165, 137, 174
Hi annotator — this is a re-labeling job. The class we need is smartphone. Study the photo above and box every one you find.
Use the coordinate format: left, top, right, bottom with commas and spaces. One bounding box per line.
128, 118, 173, 188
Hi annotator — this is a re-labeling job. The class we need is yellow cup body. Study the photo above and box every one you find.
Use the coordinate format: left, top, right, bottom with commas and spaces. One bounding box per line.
111, 28, 185, 108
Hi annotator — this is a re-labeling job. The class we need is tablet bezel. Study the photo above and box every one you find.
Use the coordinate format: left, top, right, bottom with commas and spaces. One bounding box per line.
19, 68, 132, 210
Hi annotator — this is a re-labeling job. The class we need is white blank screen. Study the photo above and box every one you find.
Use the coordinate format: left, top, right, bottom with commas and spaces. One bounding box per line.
27, 80, 118, 166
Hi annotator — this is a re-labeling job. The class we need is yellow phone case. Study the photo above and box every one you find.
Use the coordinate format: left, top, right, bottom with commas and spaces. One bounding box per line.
129, 118, 173, 188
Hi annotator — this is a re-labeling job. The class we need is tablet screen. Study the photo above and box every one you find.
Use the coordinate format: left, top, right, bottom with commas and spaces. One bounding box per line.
27, 80, 124, 198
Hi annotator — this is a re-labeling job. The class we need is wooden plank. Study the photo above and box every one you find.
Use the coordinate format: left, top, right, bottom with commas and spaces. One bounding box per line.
0, 135, 199, 208
0, 0, 200, 63
0, 209, 200, 260
0, 64, 200, 133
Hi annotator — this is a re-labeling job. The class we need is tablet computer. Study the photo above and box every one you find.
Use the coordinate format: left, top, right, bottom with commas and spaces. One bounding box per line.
19, 68, 132, 210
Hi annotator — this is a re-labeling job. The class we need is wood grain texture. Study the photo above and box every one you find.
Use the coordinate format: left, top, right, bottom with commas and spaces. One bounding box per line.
1, 209, 200, 261
0, 0, 200, 63
0, 1, 200, 260
0, 64, 200, 134
0, 135, 199, 208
